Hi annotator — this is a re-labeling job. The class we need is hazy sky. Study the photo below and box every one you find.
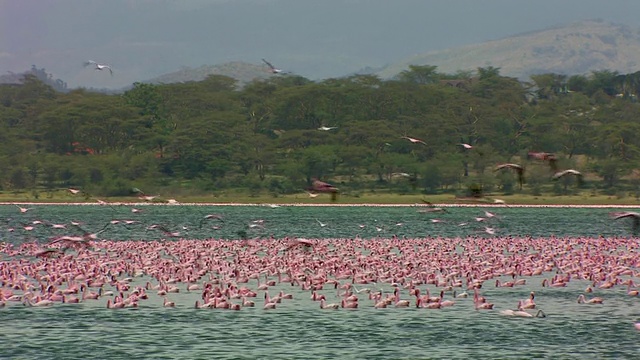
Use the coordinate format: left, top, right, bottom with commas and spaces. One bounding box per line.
2, 0, 640, 89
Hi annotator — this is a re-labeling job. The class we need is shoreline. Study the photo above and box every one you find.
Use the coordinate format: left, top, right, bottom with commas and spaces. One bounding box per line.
2, 202, 640, 208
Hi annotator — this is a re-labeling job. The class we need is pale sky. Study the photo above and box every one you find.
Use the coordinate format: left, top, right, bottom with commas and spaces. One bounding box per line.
2, 0, 640, 89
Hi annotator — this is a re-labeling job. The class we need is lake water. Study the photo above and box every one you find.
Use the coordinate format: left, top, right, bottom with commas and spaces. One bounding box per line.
1, 203, 639, 359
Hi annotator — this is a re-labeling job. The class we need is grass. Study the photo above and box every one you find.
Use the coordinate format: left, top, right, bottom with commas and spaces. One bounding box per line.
1, 189, 639, 206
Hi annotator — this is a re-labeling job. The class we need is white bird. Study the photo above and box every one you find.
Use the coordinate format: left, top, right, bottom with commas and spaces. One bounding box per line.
14, 205, 32, 213
318, 126, 338, 131
460, 143, 473, 149
552, 169, 583, 181
84, 60, 113, 75
316, 219, 327, 227
261, 58, 284, 74
401, 136, 427, 145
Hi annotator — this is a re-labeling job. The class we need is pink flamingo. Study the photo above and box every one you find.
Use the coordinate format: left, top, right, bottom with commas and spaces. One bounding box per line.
393, 288, 410, 307
320, 299, 339, 309
577, 294, 603, 304
263, 292, 277, 310
519, 292, 536, 309
163, 297, 176, 307
341, 299, 358, 308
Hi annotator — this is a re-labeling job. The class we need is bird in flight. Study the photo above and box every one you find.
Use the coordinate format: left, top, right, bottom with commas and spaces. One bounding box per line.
14, 204, 32, 213
552, 169, 583, 185
611, 211, 640, 234
308, 179, 339, 202
494, 163, 525, 189
262, 58, 284, 74
460, 143, 473, 149
318, 126, 338, 131
401, 136, 427, 145
527, 151, 558, 171
84, 60, 113, 75
552, 169, 582, 179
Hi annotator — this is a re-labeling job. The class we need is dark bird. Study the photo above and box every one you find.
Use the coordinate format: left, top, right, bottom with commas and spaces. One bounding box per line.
419, 199, 448, 213
308, 179, 339, 202
527, 151, 558, 172
494, 163, 525, 189
261, 58, 284, 74
611, 211, 640, 234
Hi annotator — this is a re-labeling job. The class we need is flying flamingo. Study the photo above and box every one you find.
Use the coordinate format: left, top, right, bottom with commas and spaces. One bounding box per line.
552, 169, 583, 185
494, 163, 525, 189
527, 151, 558, 171
401, 136, 427, 145
610, 211, 640, 234
14, 205, 32, 213
308, 179, 339, 202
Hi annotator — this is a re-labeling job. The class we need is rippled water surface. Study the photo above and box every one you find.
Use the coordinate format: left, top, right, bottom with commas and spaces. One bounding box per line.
1, 204, 640, 359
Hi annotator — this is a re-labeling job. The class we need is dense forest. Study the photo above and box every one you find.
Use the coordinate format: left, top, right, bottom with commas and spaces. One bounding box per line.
1, 65, 640, 200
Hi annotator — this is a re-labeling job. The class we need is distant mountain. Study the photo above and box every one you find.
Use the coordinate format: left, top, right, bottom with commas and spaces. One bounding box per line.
144, 61, 273, 87
376, 20, 640, 80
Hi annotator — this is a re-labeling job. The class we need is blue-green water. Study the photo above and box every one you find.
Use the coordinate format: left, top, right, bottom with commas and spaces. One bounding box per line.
0, 203, 637, 241
1, 204, 640, 359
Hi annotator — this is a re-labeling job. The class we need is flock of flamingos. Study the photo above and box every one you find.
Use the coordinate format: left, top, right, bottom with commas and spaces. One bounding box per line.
1, 198, 640, 331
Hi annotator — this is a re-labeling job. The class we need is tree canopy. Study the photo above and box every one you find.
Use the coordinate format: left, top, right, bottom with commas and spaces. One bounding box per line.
1, 66, 639, 199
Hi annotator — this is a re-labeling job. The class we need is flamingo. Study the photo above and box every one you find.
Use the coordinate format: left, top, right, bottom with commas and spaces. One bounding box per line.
163, 297, 176, 308
519, 292, 536, 309
552, 169, 583, 185
107, 299, 125, 309
494, 163, 524, 188
577, 294, 604, 304
434, 291, 454, 307
501, 309, 546, 318
14, 204, 32, 213
393, 288, 410, 307
308, 179, 339, 201
263, 292, 277, 310
341, 299, 358, 308
401, 136, 427, 145
611, 211, 640, 234
320, 299, 340, 309
527, 151, 558, 171
242, 297, 255, 307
